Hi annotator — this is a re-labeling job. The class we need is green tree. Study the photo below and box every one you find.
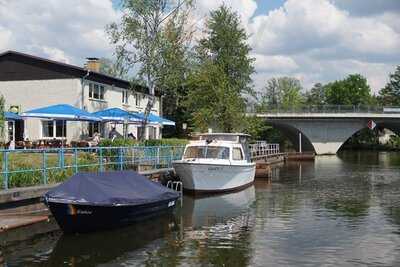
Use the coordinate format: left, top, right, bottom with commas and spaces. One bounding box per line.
259, 77, 304, 111
196, 5, 255, 96
0, 96, 4, 140
325, 74, 372, 105
98, 57, 129, 80
304, 83, 326, 105
185, 62, 246, 132
157, 8, 194, 137
379, 65, 400, 106
186, 5, 254, 132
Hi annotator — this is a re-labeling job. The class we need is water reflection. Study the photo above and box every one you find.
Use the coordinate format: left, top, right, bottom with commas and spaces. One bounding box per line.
4, 151, 400, 266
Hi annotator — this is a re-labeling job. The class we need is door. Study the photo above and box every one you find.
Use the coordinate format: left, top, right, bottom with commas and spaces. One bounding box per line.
7, 121, 15, 142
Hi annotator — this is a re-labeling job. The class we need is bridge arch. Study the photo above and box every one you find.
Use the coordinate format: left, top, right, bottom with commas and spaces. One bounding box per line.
267, 119, 366, 155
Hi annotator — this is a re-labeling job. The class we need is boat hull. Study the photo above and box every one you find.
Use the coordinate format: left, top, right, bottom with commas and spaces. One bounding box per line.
173, 162, 256, 193
46, 198, 178, 234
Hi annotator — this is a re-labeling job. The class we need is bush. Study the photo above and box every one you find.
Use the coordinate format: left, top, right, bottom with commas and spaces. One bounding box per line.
99, 138, 188, 147
142, 138, 188, 146
99, 138, 139, 147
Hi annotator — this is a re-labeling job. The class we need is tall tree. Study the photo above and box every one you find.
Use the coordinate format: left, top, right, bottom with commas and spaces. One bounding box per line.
0, 96, 4, 140
186, 5, 255, 132
196, 5, 255, 96
157, 6, 194, 137
98, 57, 129, 80
379, 65, 400, 106
186, 62, 246, 132
259, 77, 304, 111
304, 83, 326, 105
325, 74, 372, 105
107, 0, 193, 138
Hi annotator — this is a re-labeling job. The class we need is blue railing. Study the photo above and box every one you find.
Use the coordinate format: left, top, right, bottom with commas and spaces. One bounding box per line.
0, 146, 185, 190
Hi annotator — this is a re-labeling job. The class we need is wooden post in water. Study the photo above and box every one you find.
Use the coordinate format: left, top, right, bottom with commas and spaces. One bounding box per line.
299, 132, 302, 153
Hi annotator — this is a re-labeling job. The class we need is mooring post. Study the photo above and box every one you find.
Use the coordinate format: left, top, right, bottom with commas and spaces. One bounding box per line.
3, 151, 9, 190
99, 147, 104, 172
118, 147, 123, 170
42, 150, 47, 185
299, 132, 302, 153
74, 148, 78, 174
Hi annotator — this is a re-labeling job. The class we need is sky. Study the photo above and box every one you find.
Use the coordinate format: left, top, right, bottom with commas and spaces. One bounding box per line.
0, 0, 399, 93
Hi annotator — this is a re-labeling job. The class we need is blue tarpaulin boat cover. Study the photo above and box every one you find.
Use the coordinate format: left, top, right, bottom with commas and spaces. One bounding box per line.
45, 171, 179, 206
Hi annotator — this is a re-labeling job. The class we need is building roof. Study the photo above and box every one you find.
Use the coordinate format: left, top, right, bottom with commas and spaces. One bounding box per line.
0, 50, 154, 95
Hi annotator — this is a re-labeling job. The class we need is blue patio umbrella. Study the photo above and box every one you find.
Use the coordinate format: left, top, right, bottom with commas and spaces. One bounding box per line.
136, 112, 175, 126
5, 111, 22, 121
21, 104, 101, 121
21, 104, 101, 147
92, 108, 142, 123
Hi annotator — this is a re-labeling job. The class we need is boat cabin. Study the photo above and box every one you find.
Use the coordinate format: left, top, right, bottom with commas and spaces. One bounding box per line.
183, 133, 252, 163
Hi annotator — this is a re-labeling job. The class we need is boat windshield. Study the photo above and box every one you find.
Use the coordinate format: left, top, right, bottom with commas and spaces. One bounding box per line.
183, 146, 230, 160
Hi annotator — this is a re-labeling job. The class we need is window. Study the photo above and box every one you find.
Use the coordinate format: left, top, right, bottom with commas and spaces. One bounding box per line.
42, 120, 66, 138
232, 148, 244, 160
88, 122, 103, 137
89, 82, 105, 100
55, 121, 66, 137
122, 90, 129, 104
135, 93, 141, 106
89, 83, 94, 98
148, 126, 156, 139
183, 146, 230, 160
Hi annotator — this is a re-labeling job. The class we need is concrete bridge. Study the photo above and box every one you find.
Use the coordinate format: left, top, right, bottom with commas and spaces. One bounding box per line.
253, 106, 400, 155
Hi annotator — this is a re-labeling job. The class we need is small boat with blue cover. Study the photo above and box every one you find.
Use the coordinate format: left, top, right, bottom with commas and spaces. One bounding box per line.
44, 171, 180, 234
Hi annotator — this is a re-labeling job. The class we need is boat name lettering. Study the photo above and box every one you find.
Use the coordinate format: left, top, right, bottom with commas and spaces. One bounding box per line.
208, 166, 223, 171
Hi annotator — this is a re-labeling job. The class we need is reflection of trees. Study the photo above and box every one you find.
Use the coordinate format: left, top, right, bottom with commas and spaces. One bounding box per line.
139, 187, 257, 266
187, 213, 254, 267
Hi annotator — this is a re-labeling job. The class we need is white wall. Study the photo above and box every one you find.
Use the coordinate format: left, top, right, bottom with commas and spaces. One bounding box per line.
0, 78, 163, 142
0, 79, 81, 141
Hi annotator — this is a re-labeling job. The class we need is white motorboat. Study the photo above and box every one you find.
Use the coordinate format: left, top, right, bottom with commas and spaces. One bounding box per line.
173, 133, 256, 193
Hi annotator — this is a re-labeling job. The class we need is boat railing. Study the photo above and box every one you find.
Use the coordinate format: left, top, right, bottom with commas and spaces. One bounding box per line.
0, 145, 185, 190
166, 180, 183, 205
249, 142, 280, 160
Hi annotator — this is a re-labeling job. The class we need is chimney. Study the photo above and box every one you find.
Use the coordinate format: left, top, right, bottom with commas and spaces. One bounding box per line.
85, 57, 100, 72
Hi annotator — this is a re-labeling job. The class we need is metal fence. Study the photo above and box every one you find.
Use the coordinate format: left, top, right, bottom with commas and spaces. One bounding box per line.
0, 146, 185, 190
248, 105, 400, 114
249, 142, 280, 160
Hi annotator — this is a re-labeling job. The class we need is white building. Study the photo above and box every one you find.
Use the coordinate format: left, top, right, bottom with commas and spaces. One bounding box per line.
0, 51, 163, 143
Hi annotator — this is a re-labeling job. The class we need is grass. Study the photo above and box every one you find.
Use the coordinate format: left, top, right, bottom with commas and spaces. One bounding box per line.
0, 146, 185, 189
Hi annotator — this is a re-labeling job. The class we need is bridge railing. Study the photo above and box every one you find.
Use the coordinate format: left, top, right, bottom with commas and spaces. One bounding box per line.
249, 105, 400, 114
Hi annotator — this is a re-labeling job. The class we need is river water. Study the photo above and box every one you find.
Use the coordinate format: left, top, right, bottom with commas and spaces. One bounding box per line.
3, 151, 400, 266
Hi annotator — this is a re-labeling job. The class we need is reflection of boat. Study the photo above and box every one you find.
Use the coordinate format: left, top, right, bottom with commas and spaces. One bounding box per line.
173, 133, 256, 193
46, 214, 176, 266
182, 185, 256, 228
44, 171, 179, 233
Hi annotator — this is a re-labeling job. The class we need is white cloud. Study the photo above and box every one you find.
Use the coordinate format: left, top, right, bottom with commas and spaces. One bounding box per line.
247, 0, 400, 92
253, 54, 298, 73
0, 0, 119, 65
0, 0, 398, 93
0, 26, 12, 50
